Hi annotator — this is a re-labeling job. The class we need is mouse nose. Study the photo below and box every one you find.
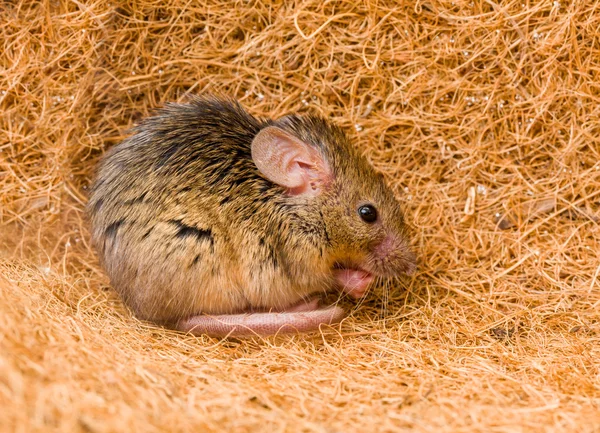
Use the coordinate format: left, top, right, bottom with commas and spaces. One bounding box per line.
372, 234, 396, 259
372, 234, 417, 276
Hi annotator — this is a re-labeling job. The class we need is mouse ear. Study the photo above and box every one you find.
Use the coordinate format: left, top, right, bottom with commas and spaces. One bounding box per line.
251, 126, 331, 196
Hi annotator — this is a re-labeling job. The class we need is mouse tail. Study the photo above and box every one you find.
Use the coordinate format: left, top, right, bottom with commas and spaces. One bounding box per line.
176, 306, 345, 338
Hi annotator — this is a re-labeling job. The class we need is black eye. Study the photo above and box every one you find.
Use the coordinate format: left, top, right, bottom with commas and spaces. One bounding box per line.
358, 204, 377, 223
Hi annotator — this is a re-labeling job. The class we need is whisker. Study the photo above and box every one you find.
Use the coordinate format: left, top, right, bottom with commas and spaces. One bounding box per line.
382, 278, 390, 320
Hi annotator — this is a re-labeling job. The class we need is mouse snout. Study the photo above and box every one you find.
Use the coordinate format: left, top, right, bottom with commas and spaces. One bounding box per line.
371, 234, 417, 276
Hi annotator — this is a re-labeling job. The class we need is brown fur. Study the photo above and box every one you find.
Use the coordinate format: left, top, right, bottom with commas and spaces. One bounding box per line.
87, 95, 415, 328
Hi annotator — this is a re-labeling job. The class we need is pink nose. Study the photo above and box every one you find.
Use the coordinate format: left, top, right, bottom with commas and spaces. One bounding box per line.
373, 235, 396, 259
374, 235, 417, 275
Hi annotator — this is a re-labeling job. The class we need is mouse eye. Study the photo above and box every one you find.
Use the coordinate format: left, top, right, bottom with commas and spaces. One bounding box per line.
358, 204, 377, 223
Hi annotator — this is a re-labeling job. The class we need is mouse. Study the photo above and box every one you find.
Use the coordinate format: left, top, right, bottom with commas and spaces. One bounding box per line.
87, 95, 417, 338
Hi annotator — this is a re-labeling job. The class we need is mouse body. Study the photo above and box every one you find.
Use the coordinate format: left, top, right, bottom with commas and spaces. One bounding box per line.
88, 96, 416, 337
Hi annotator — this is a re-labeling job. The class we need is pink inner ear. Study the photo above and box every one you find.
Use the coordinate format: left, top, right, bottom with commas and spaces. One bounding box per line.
251, 126, 330, 196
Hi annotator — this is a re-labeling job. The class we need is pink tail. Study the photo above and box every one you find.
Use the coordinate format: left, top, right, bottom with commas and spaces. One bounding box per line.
176, 306, 345, 338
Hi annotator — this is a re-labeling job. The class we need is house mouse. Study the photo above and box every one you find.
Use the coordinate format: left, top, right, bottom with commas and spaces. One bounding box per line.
87, 95, 416, 338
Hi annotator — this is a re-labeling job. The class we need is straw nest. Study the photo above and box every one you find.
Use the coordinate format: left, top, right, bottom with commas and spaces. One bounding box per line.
1, 0, 599, 431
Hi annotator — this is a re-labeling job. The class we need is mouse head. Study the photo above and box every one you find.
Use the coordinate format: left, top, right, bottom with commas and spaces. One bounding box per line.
251, 114, 417, 280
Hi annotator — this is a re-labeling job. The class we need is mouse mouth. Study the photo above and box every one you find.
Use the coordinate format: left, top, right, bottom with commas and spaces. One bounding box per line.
332, 262, 374, 294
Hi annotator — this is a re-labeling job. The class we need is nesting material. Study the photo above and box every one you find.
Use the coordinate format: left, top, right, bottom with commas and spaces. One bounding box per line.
1, 1, 600, 431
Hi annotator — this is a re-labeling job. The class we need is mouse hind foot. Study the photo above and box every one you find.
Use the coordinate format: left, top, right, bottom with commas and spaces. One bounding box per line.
176, 305, 345, 338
